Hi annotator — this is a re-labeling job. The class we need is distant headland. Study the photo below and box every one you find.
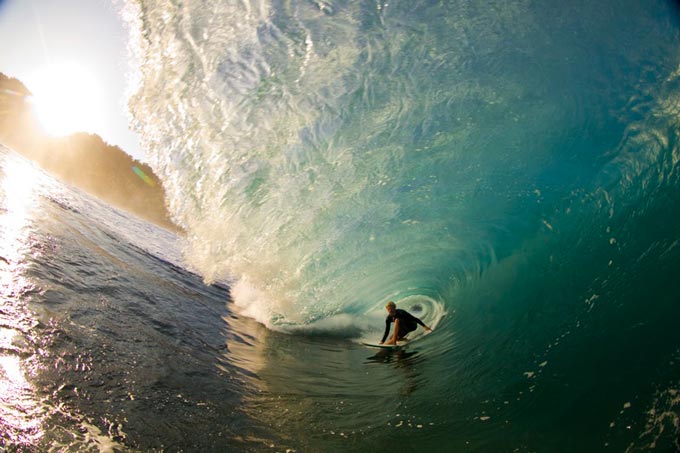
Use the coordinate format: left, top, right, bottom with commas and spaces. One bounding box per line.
0, 72, 181, 233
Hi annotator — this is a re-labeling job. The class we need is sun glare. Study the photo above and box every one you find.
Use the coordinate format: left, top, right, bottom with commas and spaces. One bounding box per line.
27, 62, 105, 137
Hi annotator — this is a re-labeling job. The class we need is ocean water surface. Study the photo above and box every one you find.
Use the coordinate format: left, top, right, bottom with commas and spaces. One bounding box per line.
2, 0, 680, 450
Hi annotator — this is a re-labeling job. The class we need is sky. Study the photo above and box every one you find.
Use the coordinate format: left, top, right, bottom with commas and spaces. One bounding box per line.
0, 0, 144, 160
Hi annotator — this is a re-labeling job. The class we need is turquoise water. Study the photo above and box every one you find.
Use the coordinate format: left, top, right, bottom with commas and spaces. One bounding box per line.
125, 0, 679, 449
1, 0, 680, 450
128, 0, 680, 330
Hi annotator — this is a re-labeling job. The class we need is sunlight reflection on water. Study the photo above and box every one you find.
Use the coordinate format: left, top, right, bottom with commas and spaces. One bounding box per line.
0, 153, 44, 446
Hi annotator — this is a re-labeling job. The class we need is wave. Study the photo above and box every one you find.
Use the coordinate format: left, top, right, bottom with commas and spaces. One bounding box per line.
125, 0, 680, 337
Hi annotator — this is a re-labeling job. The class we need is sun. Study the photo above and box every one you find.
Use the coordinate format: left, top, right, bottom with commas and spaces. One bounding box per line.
27, 62, 105, 137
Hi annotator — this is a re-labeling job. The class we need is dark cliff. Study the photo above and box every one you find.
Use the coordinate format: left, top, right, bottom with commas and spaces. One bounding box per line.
0, 72, 181, 233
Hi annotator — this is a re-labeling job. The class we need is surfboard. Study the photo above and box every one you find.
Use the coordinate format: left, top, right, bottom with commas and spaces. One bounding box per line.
361, 341, 408, 349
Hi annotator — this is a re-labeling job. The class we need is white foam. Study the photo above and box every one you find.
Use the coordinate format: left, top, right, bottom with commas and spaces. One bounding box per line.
232, 278, 446, 341
231, 278, 276, 328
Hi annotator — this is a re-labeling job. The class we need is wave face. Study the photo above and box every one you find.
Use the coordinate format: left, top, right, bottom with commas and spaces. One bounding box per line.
127, 0, 569, 323
125, 2, 680, 446
128, 0, 679, 326
127, 0, 680, 319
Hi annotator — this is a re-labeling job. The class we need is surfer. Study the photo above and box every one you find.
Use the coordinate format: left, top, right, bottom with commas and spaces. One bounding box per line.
380, 301, 432, 345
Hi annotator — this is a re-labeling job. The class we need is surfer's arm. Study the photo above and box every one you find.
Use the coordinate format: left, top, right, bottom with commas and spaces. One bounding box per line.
417, 318, 433, 331
380, 319, 391, 344
411, 314, 432, 332
419, 320, 433, 331
387, 319, 400, 344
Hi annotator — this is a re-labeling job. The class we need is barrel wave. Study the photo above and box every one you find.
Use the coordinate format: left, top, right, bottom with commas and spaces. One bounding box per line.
124, 0, 680, 450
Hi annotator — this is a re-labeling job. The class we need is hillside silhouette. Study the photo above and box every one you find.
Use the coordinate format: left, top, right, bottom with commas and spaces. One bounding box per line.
0, 72, 180, 232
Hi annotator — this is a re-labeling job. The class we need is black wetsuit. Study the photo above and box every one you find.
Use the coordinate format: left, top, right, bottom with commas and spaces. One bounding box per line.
381, 309, 426, 343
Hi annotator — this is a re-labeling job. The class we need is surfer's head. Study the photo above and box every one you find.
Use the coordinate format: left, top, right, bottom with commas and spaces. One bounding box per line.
385, 301, 396, 315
